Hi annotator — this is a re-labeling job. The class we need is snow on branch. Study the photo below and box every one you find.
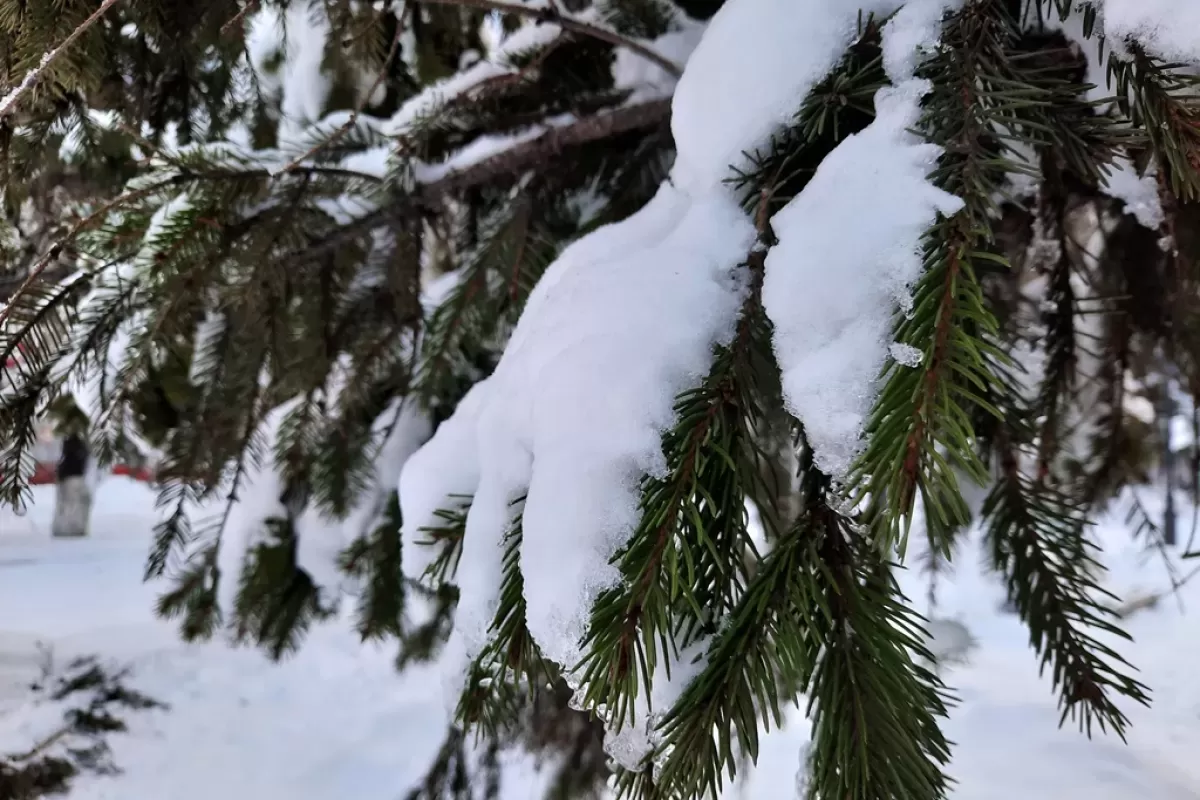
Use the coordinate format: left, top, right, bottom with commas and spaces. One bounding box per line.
0, 0, 123, 121
411, 0, 684, 77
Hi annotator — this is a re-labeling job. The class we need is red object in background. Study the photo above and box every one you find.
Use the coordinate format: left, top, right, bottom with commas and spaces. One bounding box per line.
111, 464, 154, 482
29, 463, 56, 485
6, 463, 154, 486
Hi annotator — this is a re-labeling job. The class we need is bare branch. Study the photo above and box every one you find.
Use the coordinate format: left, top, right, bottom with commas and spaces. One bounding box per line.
0, 0, 123, 121
423, 97, 671, 195
411, 0, 683, 78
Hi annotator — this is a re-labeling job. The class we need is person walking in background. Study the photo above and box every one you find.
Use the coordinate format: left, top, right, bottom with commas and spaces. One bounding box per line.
49, 395, 94, 538
52, 431, 92, 538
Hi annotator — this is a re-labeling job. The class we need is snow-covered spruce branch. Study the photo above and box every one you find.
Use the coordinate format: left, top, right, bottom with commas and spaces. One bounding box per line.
0, 0, 123, 121
411, 0, 684, 77
258, 98, 671, 265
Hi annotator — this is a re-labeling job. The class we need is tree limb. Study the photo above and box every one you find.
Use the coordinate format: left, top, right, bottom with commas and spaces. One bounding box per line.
411, 0, 683, 78
0, 0, 123, 121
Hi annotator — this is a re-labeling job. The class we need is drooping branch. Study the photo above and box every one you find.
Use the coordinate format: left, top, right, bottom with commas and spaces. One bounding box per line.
411, 0, 684, 77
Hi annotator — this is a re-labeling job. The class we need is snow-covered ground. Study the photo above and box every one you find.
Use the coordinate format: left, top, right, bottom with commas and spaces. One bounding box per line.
1, 478, 1199, 798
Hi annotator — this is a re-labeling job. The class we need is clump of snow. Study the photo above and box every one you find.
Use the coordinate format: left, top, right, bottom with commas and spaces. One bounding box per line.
413, 182, 753, 716
1104, 155, 1165, 229
881, 0, 964, 81
890, 342, 925, 368
246, 4, 334, 144
763, 80, 963, 476
400, 0, 970, 765
761, 4, 966, 477
1099, 0, 1200, 64
670, 0, 913, 190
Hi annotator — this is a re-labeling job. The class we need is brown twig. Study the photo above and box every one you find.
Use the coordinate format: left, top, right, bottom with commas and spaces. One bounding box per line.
220, 0, 261, 36
411, 0, 682, 78
0, 0, 123, 121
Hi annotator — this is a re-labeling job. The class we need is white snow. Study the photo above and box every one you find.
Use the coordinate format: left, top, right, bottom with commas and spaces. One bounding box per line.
4, 479, 1200, 798
1104, 155, 1165, 229
1099, 0, 1200, 64
246, 4, 333, 143
669, 0, 911, 191
399, 381, 487, 584
763, 76, 962, 476
408, 182, 753, 716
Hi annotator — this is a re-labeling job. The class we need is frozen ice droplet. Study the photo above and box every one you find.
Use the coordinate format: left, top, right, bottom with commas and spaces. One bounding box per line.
890, 342, 923, 368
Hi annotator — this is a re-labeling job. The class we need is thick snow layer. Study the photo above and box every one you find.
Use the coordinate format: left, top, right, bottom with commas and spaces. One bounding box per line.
401, 0, 968, 763
670, 0, 912, 190
1105, 156, 1165, 229
763, 80, 962, 476
407, 182, 753, 710
1100, 0, 1200, 64
761, 5, 966, 477
399, 381, 487, 584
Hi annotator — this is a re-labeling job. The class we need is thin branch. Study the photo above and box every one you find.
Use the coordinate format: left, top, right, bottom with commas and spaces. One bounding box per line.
0, 0, 123, 120
1, 99, 668, 323
411, 0, 683, 78
221, 0, 262, 36
425, 97, 670, 195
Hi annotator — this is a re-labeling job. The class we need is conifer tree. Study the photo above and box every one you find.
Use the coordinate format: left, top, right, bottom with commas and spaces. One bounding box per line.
2, 0, 1199, 797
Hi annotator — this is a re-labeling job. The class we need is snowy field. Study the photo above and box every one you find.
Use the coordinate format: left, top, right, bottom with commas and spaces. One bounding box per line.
0, 478, 1198, 798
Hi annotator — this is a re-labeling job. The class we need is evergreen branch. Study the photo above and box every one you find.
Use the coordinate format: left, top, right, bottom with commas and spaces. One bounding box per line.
279, 10, 407, 173
457, 508, 554, 735
853, 0, 1011, 552
800, 517, 953, 800
233, 516, 333, 660
1109, 50, 1200, 202
340, 492, 408, 641
0, 0, 122, 121
411, 0, 683, 77
1031, 153, 1077, 481
0, 180, 174, 328
424, 98, 671, 196
984, 432, 1150, 737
